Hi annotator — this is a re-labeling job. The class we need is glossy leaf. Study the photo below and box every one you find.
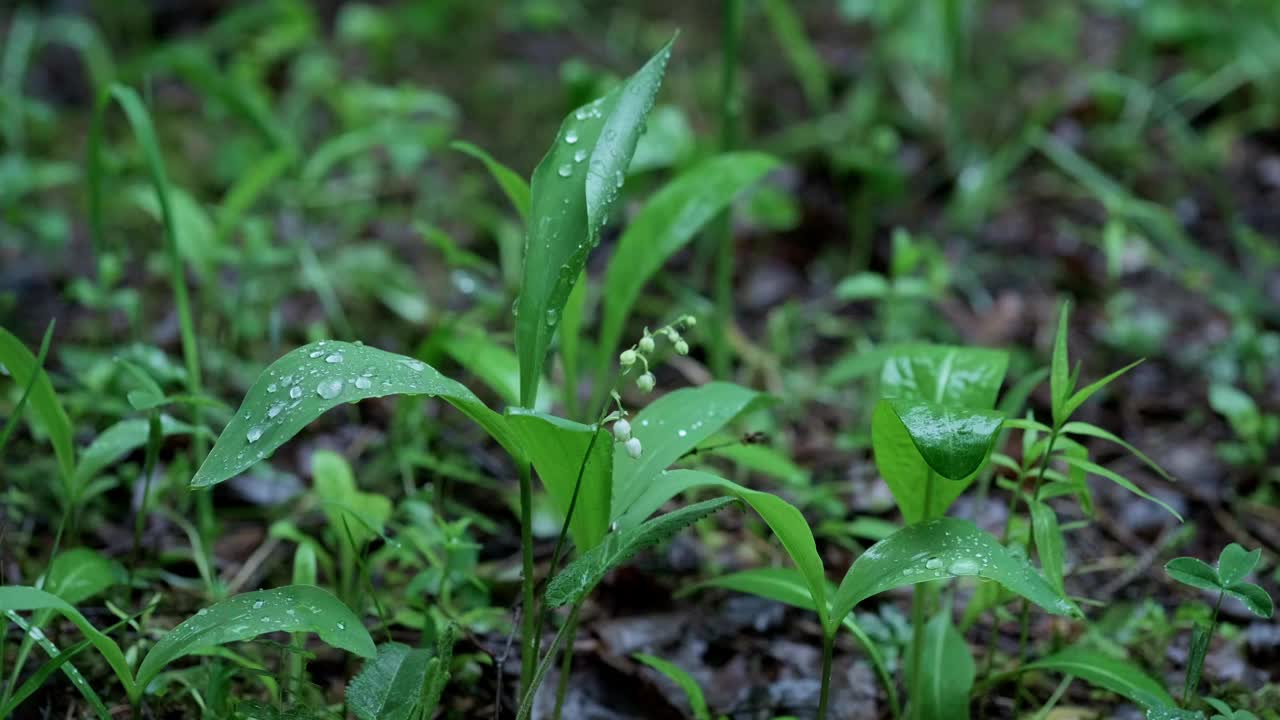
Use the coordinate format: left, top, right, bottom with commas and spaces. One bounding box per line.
135, 585, 375, 690
1024, 647, 1173, 709
880, 344, 1009, 408
0, 612, 110, 720
633, 654, 711, 720
1224, 582, 1273, 618
0, 326, 75, 486
545, 497, 735, 608
505, 410, 613, 550
597, 152, 778, 372
830, 518, 1078, 627
515, 38, 673, 406
1216, 544, 1260, 587
1060, 454, 1182, 521
611, 382, 769, 526
45, 549, 126, 605
871, 399, 1002, 523
1030, 500, 1066, 594
450, 141, 530, 222
191, 340, 518, 488
1146, 708, 1206, 720
909, 608, 973, 720
1165, 557, 1220, 593
347, 642, 433, 720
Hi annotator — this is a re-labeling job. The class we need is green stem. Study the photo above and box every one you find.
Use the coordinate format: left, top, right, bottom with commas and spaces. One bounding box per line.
551, 612, 580, 720
709, 0, 743, 379
908, 470, 938, 709
129, 413, 163, 587
817, 632, 835, 720
518, 460, 537, 697
1013, 427, 1060, 714
517, 602, 583, 720
1183, 592, 1223, 705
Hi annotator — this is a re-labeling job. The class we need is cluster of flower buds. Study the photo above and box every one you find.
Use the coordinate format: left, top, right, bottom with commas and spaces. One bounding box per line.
618, 315, 696, 394
611, 415, 642, 458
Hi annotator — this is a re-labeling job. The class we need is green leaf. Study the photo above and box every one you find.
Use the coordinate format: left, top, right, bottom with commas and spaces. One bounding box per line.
870, 399, 1002, 523
1051, 301, 1072, 426
880, 345, 1009, 408
312, 450, 391, 549
1, 612, 110, 720
706, 440, 808, 486
1061, 359, 1143, 422
515, 37, 673, 406
75, 415, 204, 486
544, 497, 735, 608
191, 341, 518, 488
347, 642, 433, 720
597, 152, 778, 375
1024, 647, 1174, 709
435, 324, 532, 409
1146, 708, 1207, 720
1164, 557, 1221, 593
45, 549, 126, 605
1216, 544, 1260, 587
450, 141, 530, 222
1030, 500, 1066, 594
830, 517, 1078, 627
0, 326, 75, 488
908, 608, 973, 720
611, 382, 770, 527
1059, 454, 1182, 521
633, 654, 711, 720
1224, 582, 1274, 618
0, 586, 134, 697
505, 410, 613, 550
1060, 421, 1173, 482
1184, 621, 1210, 701
135, 585, 375, 691
760, 0, 831, 111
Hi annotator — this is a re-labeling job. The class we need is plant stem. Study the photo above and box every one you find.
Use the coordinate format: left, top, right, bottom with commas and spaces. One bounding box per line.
1013, 426, 1060, 715
518, 460, 537, 697
817, 632, 835, 720
517, 602, 583, 720
551, 612, 580, 720
1183, 591, 1223, 705
709, 0, 743, 379
129, 413, 163, 587
908, 470, 938, 711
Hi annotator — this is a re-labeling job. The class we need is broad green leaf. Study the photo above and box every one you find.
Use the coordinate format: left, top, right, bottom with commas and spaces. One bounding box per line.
347, 642, 433, 720
1060, 421, 1173, 482
909, 608, 973, 720
597, 152, 778, 373
450, 141, 530, 222
633, 654, 711, 720
871, 399, 1002, 523
515, 38, 673, 406
45, 549, 126, 605
0, 586, 134, 697
1165, 557, 1220, 593
1216, 544, 1260, 587
312, 450, 391, 549
505, 410, 613, 550
1224, 582, 1274, 618
830, 518, 1078, 627
1061, 359, 1143, 422
545, 497, 735, 608
135, 585, 375, 690
1059, 454, 1182, 521
191, 341, 519, 488
1024, 647, 1173, 709
0, 326, 75, 487
880, 345, 1009, 408
1030, 500, 1066, 594
75, 415, 203, 486
612, 382, 770, 525
1051, 301, 1071, 426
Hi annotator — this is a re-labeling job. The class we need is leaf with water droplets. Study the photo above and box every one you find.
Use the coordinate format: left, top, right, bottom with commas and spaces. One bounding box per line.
515, 37, 674, 407
544, 497, 735, 608
611, 382, 771, 529
191, 341, 519, 488
830, 517, 1078, 628
135, 585, 374, 691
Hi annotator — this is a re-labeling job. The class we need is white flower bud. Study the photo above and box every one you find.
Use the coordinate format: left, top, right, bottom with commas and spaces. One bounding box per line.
638, 335, 655, 353
619, 349, 637, 366
612, 419, 632, 441
683, 315, 697, 328
625, 437, 643, 458
636, 372, 655, 392
674, 340, 689, 356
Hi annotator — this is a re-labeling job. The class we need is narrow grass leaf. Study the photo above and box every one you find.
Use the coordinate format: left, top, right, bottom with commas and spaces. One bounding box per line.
1051, 301, 1071, 425
0, 587, 134, 697
0, 612, 110, 720
1060, 421, 1173, 482
451, 141, 531, 222
1024, 647, 1173, 709
1060, 455, 1182, 521
1062, 359, 1143, 421
0, 326, 75, 487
